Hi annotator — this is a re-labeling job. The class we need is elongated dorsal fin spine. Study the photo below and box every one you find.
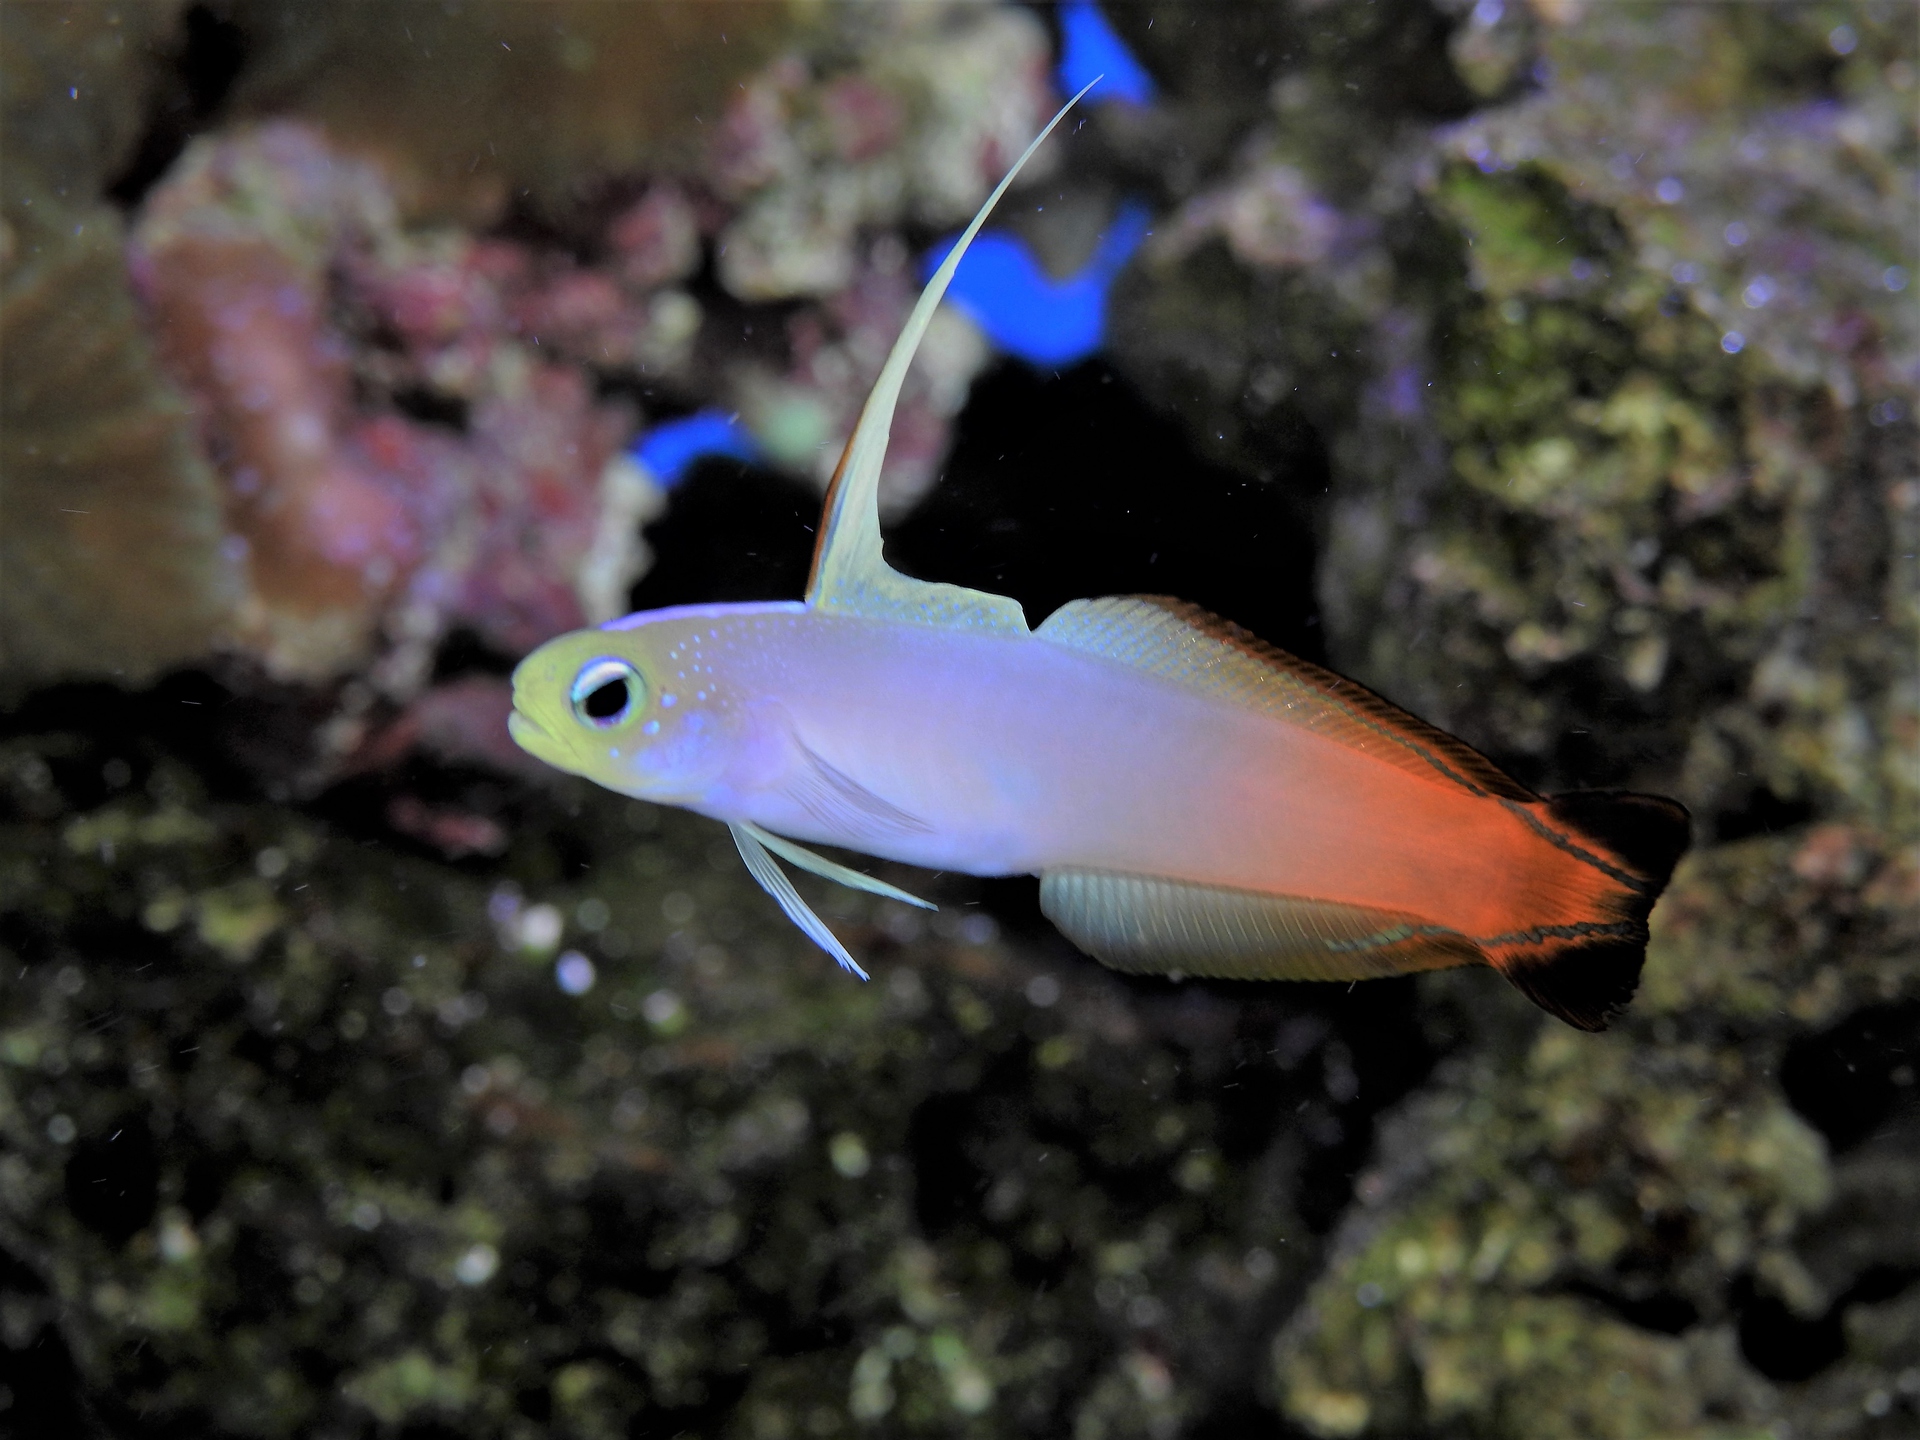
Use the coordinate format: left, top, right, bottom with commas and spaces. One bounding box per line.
804, 81, 1100, 633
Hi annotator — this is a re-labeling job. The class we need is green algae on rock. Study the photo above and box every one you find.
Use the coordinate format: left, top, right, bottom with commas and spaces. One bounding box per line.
1273, 830, 1918, 1439
0, 721, 1430, 1436
5, 3, 1918, 1435
1095, 5, 1919, 1435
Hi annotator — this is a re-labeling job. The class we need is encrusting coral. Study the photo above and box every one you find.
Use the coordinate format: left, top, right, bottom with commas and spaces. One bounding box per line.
0, 1, 241, 685
130, 122, 644, 687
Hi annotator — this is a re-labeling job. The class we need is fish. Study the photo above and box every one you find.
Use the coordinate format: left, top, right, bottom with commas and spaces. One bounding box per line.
508, 84, 1691, 1032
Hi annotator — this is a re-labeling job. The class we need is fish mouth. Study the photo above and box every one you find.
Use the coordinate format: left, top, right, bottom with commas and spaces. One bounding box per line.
507, 709, 579, 774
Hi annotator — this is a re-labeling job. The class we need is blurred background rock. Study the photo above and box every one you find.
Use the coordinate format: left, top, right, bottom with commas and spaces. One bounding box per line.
0, 2, 1914, 1437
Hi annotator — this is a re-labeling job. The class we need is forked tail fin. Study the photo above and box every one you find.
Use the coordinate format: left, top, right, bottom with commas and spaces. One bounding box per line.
1489, 790, 1692, 1031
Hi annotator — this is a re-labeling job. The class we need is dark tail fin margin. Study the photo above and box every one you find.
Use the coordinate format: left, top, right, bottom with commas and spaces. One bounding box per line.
1500, 790, 1692, 1032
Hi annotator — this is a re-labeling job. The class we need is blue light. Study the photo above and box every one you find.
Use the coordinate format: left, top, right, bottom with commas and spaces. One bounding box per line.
923, 201, 1151, 367
632, 410, 760, 488
1057, 0, 1156, 107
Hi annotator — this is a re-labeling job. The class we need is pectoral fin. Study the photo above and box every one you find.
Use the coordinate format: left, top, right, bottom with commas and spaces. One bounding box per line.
784, 738, 934, 843
730, 823, 870, 979
1039, 869, 1482, 982
803, 82, 1099, 635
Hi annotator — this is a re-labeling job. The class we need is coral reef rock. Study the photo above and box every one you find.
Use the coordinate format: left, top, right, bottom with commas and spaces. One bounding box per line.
1, 1, 240, 685
131, 122, 643, 687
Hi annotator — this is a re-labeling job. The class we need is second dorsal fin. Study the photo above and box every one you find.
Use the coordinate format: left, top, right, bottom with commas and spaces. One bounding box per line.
803, 81, 1100, 635
1035, 595, 1539, 803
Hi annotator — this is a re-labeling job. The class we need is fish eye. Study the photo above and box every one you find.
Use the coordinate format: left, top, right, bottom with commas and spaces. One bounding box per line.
569, 658, 646, 729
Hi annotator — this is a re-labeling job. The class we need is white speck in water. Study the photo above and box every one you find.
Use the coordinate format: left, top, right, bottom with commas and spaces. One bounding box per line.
517, 903, 563, 953
1025, 974, 1061, 1007
454, 1243, 499, 1285
642, 989, 683, 1027
1723, 221, 1749, 246
829, 1132, 871, 1178
1828, 24, 1857, 56
1721, 330, 1745, 354
1654, 177, 1683, 204
47, 1114, 76, 1144
555, 951, 596, 995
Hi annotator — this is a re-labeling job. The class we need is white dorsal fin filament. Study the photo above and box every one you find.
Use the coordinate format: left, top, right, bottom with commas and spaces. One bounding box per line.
804, 80, 1100, 633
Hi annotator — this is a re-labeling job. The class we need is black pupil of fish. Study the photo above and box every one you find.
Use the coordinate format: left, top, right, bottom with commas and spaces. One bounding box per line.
582, 677, 628, 721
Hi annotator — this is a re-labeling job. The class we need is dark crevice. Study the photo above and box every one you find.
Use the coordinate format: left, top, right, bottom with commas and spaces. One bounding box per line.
891, 358, 1328, 661
1563, 1279, 1700, 1335
107, 4, 249, 208
389, 386, 471, 433
1780, 1000, 1920, 1155
430, 627, 520, 681
1708, 785, 1816, 844
627, 460, 823, 610
63, 1116, 161, 1247
1736, 1280, 1846, 1382
1736, 1261, 1920, 1383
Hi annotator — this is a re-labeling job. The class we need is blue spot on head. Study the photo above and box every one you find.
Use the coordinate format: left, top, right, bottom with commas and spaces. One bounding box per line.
923, 201, 1151, 367
632, 410, 760, 489
1057, 0, 1156, 107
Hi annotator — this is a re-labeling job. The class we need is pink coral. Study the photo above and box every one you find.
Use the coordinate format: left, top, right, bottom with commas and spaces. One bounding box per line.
130, 123, 644, 688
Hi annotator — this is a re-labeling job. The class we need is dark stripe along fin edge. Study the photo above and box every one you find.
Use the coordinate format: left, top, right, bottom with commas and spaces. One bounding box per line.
1033, 596, 1538, 804
1490, 789, 1691, 1032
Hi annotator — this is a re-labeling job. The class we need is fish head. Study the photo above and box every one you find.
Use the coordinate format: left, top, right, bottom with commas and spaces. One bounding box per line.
508, 618, 739, 803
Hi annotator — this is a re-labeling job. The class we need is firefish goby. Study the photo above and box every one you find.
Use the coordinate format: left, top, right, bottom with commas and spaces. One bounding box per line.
508, 84, 1691, 1032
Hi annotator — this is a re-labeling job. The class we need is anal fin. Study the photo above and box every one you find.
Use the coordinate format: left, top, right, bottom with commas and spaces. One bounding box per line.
1039, 869, 1482, 982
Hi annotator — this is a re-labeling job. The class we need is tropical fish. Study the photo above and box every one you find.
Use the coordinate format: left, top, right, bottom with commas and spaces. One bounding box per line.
508, 87, 1690, 1032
